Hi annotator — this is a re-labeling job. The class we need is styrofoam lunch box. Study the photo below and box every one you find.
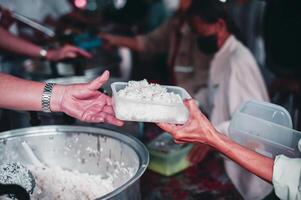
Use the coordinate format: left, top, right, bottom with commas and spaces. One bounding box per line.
229, 100, 301, 158
111, 82, 191, 124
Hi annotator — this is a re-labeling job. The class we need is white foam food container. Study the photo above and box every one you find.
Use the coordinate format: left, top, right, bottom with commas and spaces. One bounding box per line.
111, 82, 191, 124
229, 100, 301, 158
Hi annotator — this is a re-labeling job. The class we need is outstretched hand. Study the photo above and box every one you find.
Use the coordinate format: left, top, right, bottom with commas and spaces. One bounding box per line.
51, 70, 123, 126
157, 99, 217, 145
46, 45, 92, 61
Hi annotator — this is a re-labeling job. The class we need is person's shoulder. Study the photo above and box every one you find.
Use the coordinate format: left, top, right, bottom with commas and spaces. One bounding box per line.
229, 38, 258, 70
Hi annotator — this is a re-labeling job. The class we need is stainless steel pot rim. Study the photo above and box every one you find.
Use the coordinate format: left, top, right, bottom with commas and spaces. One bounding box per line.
0, 125, 149, 200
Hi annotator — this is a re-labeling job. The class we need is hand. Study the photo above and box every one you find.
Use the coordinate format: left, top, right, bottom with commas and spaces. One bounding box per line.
46, 45, 92, 61
188, 144, 210, 164
157, 99, 217, 145
0, 6, 14, 29
51, 70, 124, 126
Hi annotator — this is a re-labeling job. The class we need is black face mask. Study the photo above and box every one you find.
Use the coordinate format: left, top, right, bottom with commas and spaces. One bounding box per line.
196, 34, 219, 55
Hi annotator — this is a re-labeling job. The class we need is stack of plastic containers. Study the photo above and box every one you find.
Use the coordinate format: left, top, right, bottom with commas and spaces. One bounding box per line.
229, 100, 301, 158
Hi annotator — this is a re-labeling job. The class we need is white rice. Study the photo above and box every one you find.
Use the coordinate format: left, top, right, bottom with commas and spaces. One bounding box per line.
117, 80, 182, 104
27, 165, 119, 200
115, 80, 188, 123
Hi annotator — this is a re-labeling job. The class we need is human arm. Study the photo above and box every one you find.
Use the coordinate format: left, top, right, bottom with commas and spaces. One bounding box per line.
99, 33, 143, 52
157, 99, 273, 183
0, 71, 123, 126
0, 27, 91, 61
99, 18, 173, 53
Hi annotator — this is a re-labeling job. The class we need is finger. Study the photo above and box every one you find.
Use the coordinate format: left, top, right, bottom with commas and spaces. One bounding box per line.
102, 105, 114, 114
156, 122, 178, 133
71, 47, 92, 58
63, 45, 92, 58
174, 140, 186, 144
103, 114, 124, 126
84, 111, 123, 126
88, 70, 110, 90
87, 104, 106, 113
105, 96, 113, 106
65, 51, 77, 58
184, 99, 199, 113
80, 109, 96, 122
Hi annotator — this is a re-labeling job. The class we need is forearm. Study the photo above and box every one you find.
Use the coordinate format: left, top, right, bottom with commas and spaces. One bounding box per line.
206, 130, 274, 183
0, 73, 64, 112
0, 27, 41, 57
105, 35, 143, 51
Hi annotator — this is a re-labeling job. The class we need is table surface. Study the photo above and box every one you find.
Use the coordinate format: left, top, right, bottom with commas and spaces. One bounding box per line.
141, 151, 243, 200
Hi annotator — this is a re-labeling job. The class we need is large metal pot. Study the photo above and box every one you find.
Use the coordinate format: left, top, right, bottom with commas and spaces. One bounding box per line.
0, 126, 149, 200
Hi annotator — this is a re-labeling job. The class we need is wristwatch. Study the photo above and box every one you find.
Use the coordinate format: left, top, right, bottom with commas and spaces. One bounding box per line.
41, 83, 55, 113
39, 48, 48, 59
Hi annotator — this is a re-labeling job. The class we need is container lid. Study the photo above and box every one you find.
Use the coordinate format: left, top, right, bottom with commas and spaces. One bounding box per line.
236, 100, 292, 128
229, 100, 301, 158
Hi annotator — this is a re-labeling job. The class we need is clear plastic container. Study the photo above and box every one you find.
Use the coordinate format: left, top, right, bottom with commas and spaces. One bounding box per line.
229, 100, 301, 158
111, 82, 191, 124
147, 133, 193, 176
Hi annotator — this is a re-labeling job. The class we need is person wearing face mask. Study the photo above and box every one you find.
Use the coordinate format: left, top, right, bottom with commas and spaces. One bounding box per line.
99, 0, 211, 97
187, 0, 272, 199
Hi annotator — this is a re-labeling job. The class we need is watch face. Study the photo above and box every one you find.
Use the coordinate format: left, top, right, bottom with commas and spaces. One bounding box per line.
40, 49, 48, 57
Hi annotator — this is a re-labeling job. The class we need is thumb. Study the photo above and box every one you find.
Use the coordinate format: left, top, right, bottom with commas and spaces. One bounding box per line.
88, 70, 110, 90
184, 99, 199, 113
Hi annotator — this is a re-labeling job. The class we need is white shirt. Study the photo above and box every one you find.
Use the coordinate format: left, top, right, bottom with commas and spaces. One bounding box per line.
273, 155, 301, 200
196, 35, 273, 200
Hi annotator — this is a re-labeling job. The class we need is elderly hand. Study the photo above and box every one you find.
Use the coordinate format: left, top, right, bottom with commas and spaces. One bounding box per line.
46, 45, 92, 61
157, 99, 217, 145
51, 70, 123, 126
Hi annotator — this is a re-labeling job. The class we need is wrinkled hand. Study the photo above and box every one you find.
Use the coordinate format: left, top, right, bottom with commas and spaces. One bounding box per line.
157, 99, 217, 145
51, 70, 123, 126
46, 45, 92, 61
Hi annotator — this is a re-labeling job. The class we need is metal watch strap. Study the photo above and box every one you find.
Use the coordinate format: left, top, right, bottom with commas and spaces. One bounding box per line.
41, 83, 55, 113
39, 49, 48, 60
